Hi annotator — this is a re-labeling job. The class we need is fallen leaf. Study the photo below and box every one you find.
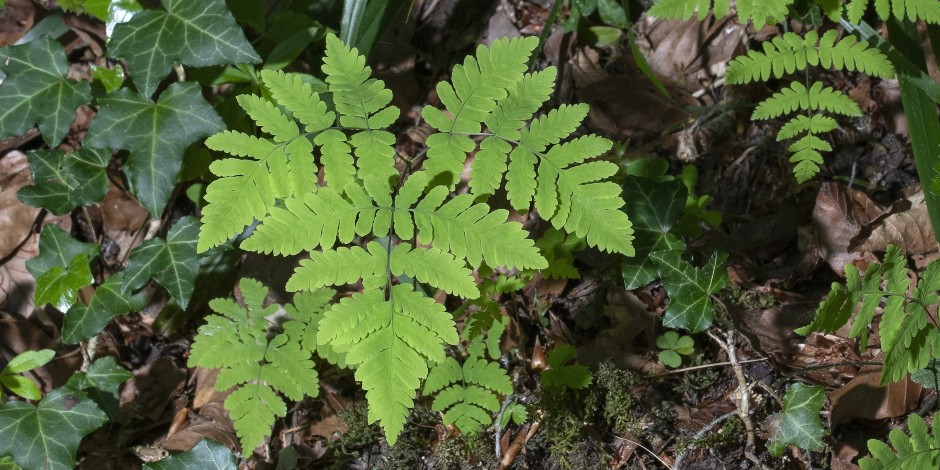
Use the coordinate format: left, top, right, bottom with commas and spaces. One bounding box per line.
829, 364, 921, 426
852, 190, 939, 255
0, 151, 39, 260
809, 183, 883, 275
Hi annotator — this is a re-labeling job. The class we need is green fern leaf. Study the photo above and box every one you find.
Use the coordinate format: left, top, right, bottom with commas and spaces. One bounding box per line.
424, 355, 512, 434
287, 242, 479, 298
188, 279, 321, 452
317, 285, 459, 444
726, 30, 894, 85
778, 115, 838, 140
236, 94, 299, 142
246, 173, 546, 270
648, 0, 788, 27
259, 69, 334, 133
753, 82, 861, 120
322, 33, 399, 184
471, 68, 557, 195
860, 414, 940, 469
788, 134, 831, 183
846, 0, 940, 24
423, 36, 538, 182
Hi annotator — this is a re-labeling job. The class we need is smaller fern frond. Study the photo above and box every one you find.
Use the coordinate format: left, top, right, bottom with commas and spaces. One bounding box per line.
259, 69, 334, 133
322, 33, 398, 184
788, 134, 832, 183
236, 94, 299, 142
778, 115, 838, 140
317, 285, 459, 444
188, 278, 323, 452
726, 30, 893, 85
860, 414, 940, 469
753, 82, 861, 120
423, 36, 538, 182
846, 0, 940, 24
647, 0, 789, 28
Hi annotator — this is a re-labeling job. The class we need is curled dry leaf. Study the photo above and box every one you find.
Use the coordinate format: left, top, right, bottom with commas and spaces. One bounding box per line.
829, 364, 921, 426
851, 190, 939, 255
807, 183, 883, 275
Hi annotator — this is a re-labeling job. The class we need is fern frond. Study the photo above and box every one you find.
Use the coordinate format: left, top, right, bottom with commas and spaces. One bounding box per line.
188, 278, 321, 452
246, 173, 546, 270
726, 30, 894, 85
647, 0, 788, 27
778, 115, 838, 139
860, 414, 940, 469
424, 356, 512, 434
236, 94, 299, 142
317, 284, 459, 444
753, 82, 861, 120
471, 69, 556, 195
423, 36, 538, 182
846, 0, 940, 24
259, 70, 334, 133
286, 241, 479, 298
788, 134, 832, 183
322, 33, 399, 184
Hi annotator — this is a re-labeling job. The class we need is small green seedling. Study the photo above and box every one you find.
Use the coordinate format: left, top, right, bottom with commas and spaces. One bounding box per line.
656, 331, 694, 368
1, 349, 55, 400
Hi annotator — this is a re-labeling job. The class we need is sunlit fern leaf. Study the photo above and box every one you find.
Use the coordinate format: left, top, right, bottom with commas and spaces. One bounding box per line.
860, 414, 940, 469
322, 33, 399, 184
647, 0, 787, 27
846, 0, 940, 24
317, 285, 459, 444
259, 69, 334, 133
423, 36, 538, 183
778, 115, 838, 140
726, 30, 894, 85
245, 173, 547, 270
471, 68, 557, 195
286, 241, 479, 299
788, 135, 832, 183
753, 82, 861, 120
188, 279, 321, 452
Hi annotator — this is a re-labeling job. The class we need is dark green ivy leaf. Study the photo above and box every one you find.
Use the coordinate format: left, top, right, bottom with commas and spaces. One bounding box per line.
84, 83, 225, 217
25, 224, 98, 279
17, 148, 110, 215
0, 387, 107, 470
34, 253, 93, 312
649, 250, 728, 333
121, 216, 199, 309
109, 0, 261, 98
621, 176, 687, 289
768, 383, 826, 456
0, 37, 92, 146
63, 272, 146, 344
66, 356, 131, 419
143, 439, 236, 470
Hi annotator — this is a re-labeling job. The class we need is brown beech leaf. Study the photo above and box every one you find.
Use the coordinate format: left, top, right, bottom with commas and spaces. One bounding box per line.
829, 364, 921, 426
851, 190, 939, 255
809, 183, 884, 275
0, 151, 39, 260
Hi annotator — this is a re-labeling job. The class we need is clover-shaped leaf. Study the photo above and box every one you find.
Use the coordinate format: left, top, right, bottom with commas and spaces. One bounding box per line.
656, 331, 695, 368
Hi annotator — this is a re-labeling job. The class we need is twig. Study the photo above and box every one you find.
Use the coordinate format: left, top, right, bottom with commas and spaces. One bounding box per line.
646, 358, 768, 378
494, 395, 514, 459
614, 435, 672, 469
706, 330, 757, 451
672, 412, 737, 469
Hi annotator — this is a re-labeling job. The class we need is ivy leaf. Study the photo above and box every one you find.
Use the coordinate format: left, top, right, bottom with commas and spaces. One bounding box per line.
542, 344, 592, 390
17, 148, 110, 215
65, 356, 131, 419
25, 225, 98, 279
109, 0, 261, 98
649, 250, 728, 333
0, 386, 107, 470
0, 37, 92, 146
84, 83, 225, 217
143, 438, 236, 470
621, 176, 688, 289
33, 253, 93, 312
63, 272, 146, 344
0, 456, 21, 470
0, 350, 55, 401
121, 216, 199, 309
768, 383, 826, 456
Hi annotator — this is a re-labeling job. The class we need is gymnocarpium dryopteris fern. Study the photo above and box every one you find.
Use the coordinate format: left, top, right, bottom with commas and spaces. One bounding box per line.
796, 245, 940, 384
188, 278, 332, 452
859, 413, 940, 469
196, 34, 633, 444
726, 30, 894, 182
647, 0, 940, 27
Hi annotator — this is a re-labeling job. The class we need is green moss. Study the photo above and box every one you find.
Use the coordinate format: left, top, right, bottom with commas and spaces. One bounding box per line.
719, 285, 775, 310
674, 357, 720, 394
595, 361, 639, 434
432, 433, 495, 469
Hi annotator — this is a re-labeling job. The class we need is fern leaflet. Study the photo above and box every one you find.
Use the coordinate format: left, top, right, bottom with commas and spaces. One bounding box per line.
647, 0, 791, 28
860, 414, 940, 469
846, 0, 940, 24
188, 279, 330, 452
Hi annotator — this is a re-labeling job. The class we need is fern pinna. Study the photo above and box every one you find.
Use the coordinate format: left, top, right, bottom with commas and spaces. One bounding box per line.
195, 34, 634, 445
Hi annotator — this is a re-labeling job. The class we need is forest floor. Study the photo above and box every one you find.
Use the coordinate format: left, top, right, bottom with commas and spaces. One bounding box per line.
1, 0, 939, 469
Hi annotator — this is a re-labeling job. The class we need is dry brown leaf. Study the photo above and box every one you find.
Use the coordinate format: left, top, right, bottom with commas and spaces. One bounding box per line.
829, 364, 921, 426
0, 151, 39, 260
809, 183, 883, 275
852, 190, 939, 255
